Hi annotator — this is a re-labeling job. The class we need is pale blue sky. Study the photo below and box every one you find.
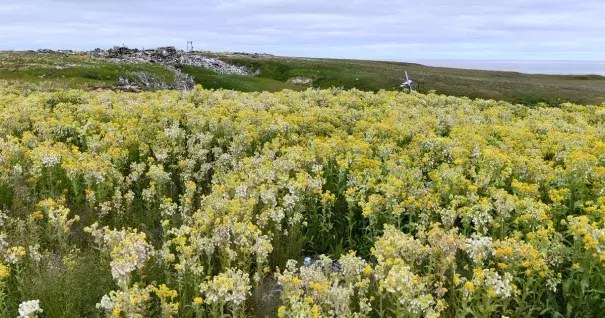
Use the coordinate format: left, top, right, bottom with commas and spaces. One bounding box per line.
1, 0, 604, 61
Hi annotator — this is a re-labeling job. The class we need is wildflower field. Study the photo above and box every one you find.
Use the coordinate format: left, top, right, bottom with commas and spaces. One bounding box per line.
0, 82, 604, 317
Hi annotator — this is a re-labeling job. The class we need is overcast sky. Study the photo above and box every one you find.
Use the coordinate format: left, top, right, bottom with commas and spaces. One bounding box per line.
1, 0, 604, 61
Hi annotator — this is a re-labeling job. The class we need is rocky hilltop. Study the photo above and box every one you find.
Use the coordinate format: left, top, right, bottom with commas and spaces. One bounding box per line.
32, 46, 255, 91
89, 46, 252, 76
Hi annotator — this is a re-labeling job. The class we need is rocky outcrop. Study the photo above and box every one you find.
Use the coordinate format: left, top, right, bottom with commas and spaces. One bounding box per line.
164, 65, 196, 90
287, 77, 313, 85
35, 46, 255, 92
89, 46, 251, 76
114, 77, 142, 93
181, 55, 251, 75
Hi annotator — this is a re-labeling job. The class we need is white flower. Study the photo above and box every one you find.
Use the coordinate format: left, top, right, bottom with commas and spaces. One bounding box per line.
465, 234, 494, 264
0, 210, 6, 227
85, 223, 151, 287
18, 299, 43, 318
96, 284, 154, 317
147, 164, 171, 184
28, 245, 42, 263
199, 268, 251, 306
40, 153, 61, 167
484, 271, 514, 298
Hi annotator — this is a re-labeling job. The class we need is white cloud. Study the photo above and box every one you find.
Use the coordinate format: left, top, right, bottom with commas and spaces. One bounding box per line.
0, 0, 603, 60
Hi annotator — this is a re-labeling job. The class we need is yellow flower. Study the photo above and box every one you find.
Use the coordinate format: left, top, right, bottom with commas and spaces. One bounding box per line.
30, 211, 44, 221
464, 281, 475, 293
363, 265, 372, 276
572, 263, 580, 270
155, 284, 178, 299
277, 305, 287, 317
453, 273, 461, 286
193, 297, 203, 305
362, 205, 372, 217
111, 307, 122, 317
0, 263, 9, 278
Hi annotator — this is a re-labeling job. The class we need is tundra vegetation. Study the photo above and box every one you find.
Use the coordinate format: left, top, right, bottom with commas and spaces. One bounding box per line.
0, 82, 604, 317
2, 51, 605, 106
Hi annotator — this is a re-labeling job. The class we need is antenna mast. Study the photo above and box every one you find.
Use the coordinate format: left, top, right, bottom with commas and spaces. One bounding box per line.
187, 41, 193, 52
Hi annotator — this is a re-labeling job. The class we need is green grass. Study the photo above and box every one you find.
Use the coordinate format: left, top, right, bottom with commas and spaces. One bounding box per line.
210, 53, 605, 105
175, 65, 302, 92
0, 52, 174, 90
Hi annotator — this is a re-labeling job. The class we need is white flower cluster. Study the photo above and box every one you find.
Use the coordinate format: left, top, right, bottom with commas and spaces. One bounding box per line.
147, 164, 171, 185
465, 233, 494, 264
484, 270, 514, 298
465, 268, 515, 299
470, 199, 494, 234
18, 300, 43, 318
199, 268, 251, 306
28, 244, 42, 263
160, 197, 178, 218
85, 223, 151, 287
276, 254, 373, 317
373, 225, 427, 265
0, 210, 6, 227
160, 224, 213, 276
127, 162, 147, 183
97, 284, 154, 317
4, 246, 27, 265
40, 153, 61, 168
338, 251, 368, 279
39, 200, 80, 235
380, 263, 436, 316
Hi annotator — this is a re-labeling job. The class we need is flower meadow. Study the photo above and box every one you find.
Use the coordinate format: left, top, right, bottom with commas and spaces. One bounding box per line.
0, 83, 604, 317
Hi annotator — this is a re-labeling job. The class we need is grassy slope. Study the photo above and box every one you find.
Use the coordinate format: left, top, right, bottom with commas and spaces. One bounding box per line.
1, 51, 604, 105
0, 52, 175, 90
175, 65, 301, 92
210, 53, 605, 105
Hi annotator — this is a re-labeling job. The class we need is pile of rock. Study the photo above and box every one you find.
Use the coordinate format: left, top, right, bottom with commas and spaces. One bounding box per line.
88, 46, 252, 77
164, 65, 196, 90
37, 49, 75, 54
180, 55, 252, 75
287, 77, 313, 85
32, 46, 258, 92
114, 77, 142, 93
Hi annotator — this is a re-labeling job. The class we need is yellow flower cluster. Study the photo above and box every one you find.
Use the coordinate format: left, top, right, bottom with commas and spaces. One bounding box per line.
0, 262, 9, 279
96, 284, 154, 318
0, 83, 604, 316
